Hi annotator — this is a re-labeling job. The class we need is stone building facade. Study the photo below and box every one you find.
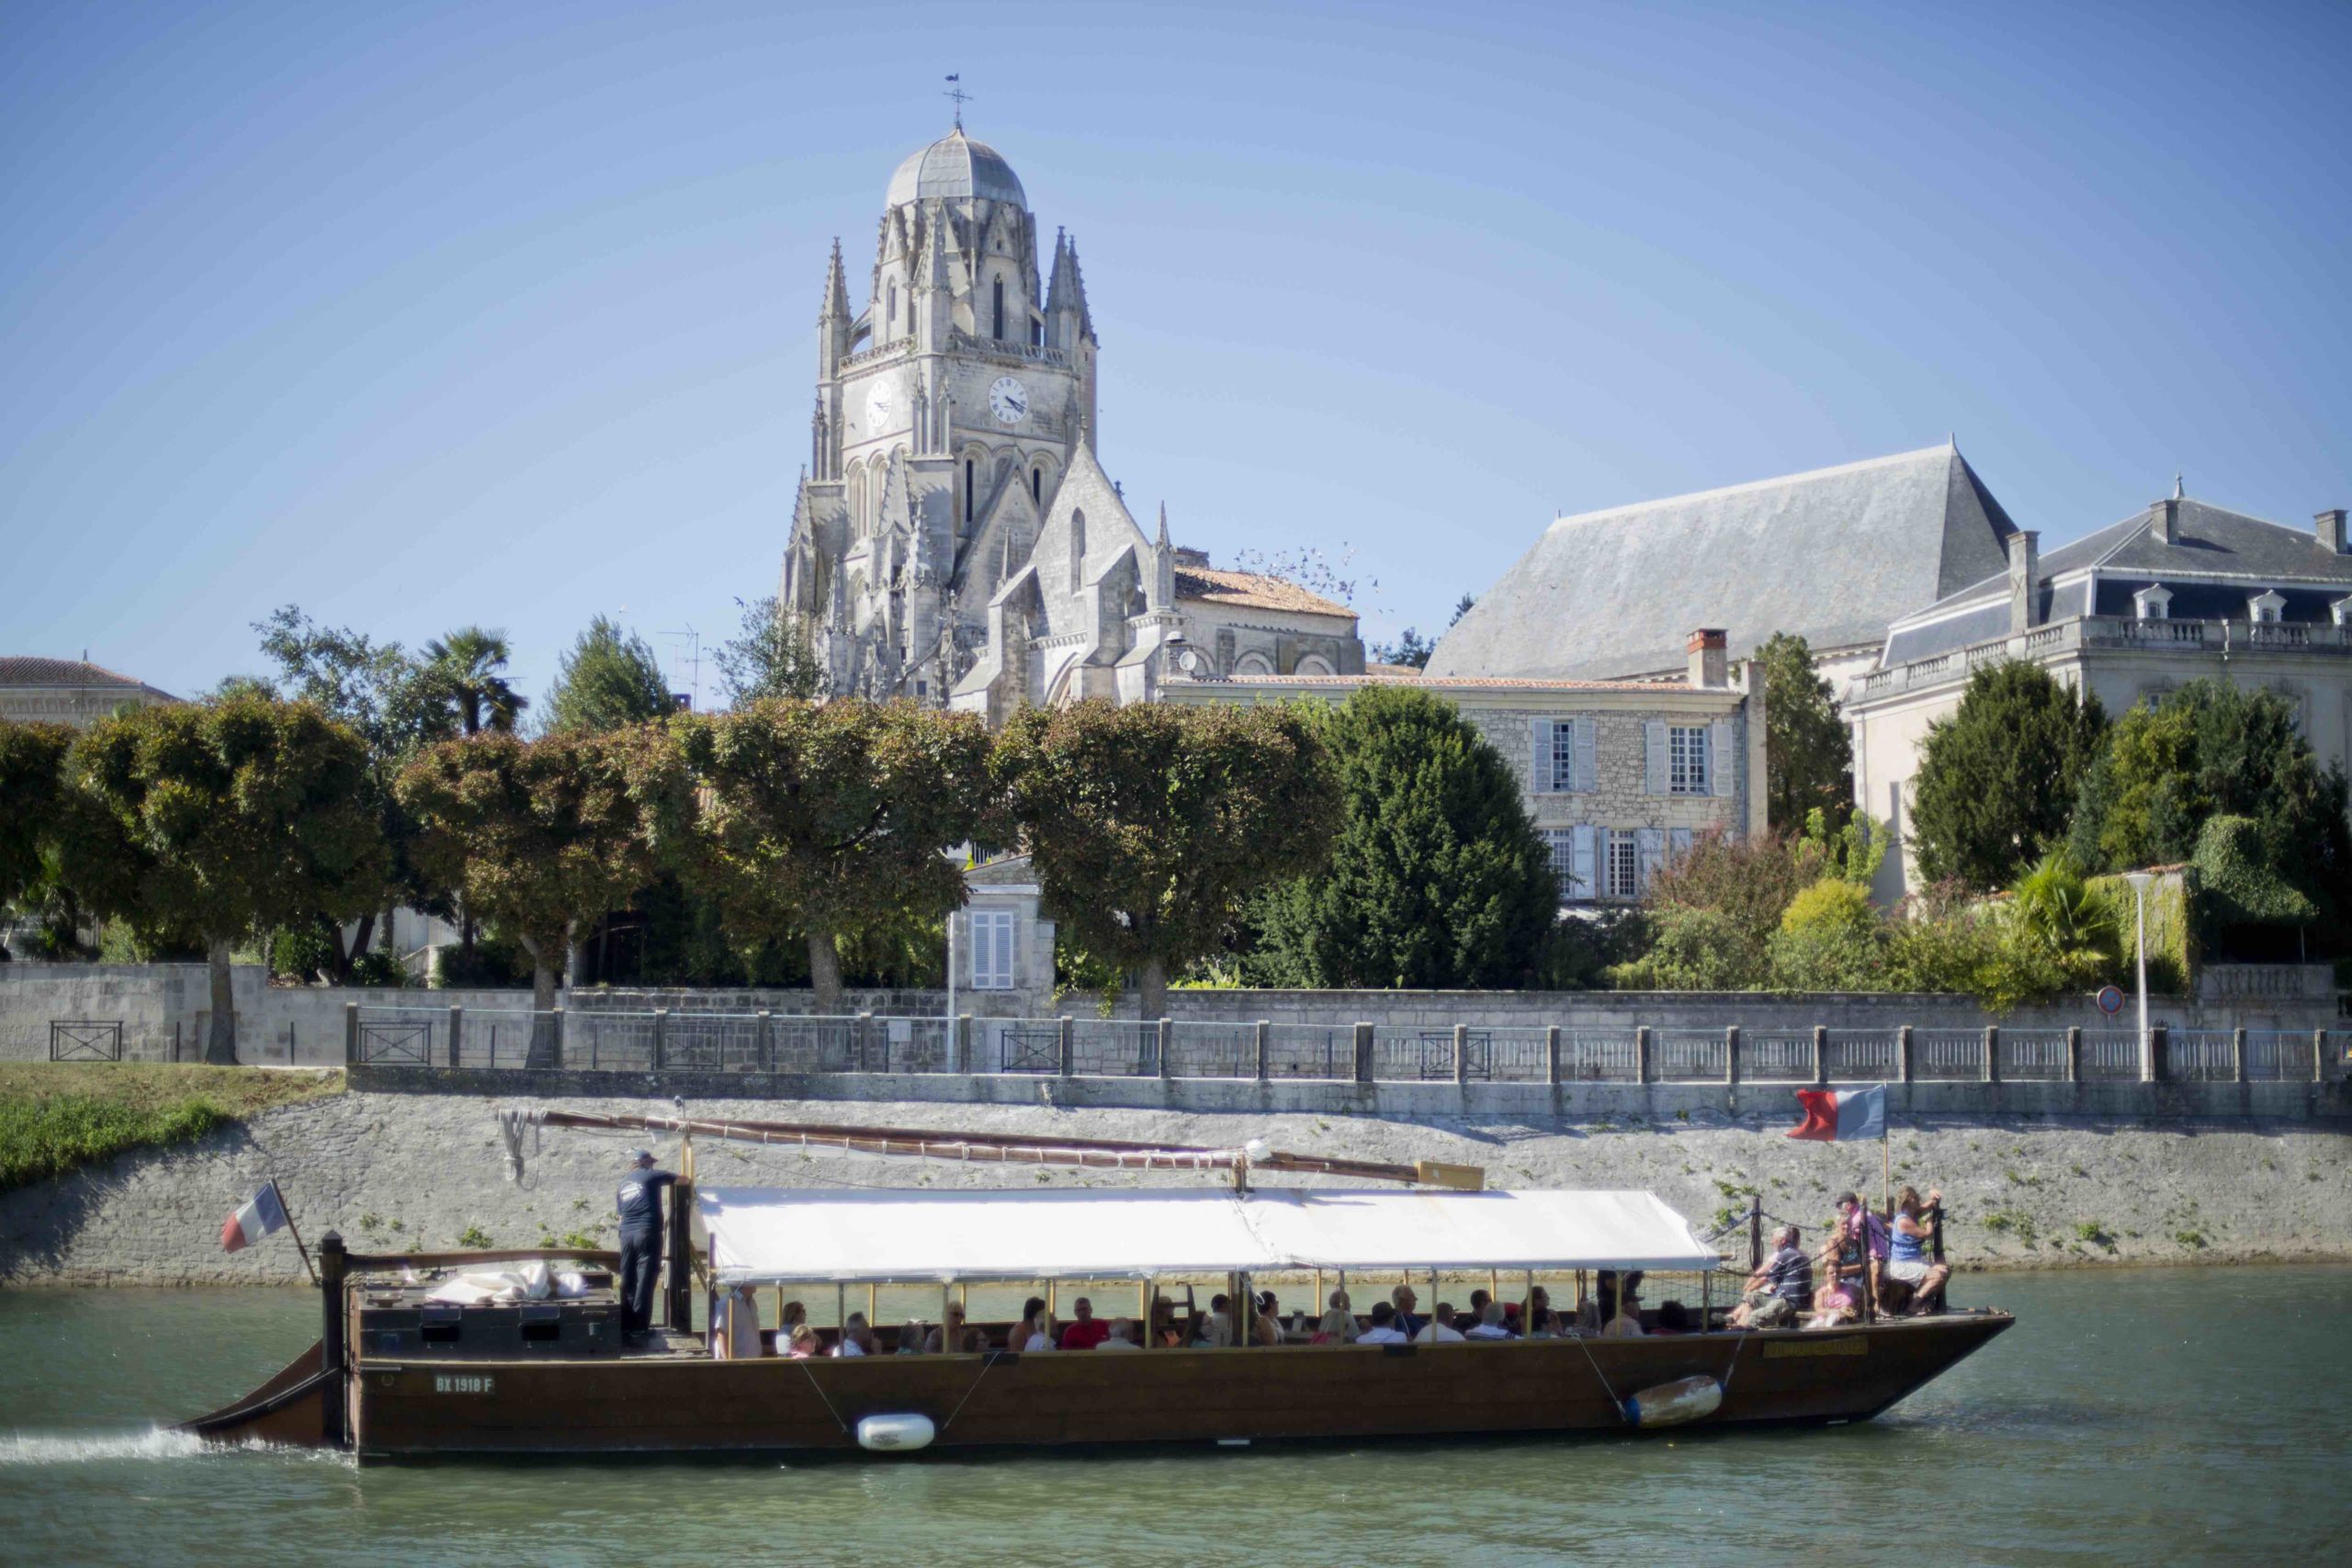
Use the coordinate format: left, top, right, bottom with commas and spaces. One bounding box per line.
1849, 488, 2352, 900
1161, 630, 1766, 903
778, 125, 1361, 720
0, 657, 177, 728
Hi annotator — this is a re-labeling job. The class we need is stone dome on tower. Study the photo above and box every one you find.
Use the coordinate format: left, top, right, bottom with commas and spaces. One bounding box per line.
885, 128, 1027, 209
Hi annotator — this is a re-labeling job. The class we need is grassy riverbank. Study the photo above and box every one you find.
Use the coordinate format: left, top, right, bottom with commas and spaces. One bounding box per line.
0, 1065, 342, 1194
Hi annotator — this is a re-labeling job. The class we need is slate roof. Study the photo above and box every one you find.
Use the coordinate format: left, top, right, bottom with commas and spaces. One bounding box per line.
1176, 670, 1688, 693
1426, 445, 2017, 682
885, 130, 1026, 209
0, 657, 170, 694
1173, 564, 1354, 620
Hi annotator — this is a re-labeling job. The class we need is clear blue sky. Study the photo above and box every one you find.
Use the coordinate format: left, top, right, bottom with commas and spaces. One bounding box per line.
5, 0, 2347, 704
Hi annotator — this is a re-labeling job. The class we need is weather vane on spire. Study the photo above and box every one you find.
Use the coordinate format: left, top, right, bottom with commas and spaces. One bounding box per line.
944, 73, 971, 130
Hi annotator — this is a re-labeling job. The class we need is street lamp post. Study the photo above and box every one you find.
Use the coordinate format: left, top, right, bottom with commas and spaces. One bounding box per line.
2125, 871, 2153, 1082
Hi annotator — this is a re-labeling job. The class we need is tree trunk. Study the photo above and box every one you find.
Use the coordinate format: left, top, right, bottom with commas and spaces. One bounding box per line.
1138, 954, 1170, 1025
205, 938, 238, 1064
331, 911, 376, 986
520, 931, 563, 1068
808, 930, 844, 1013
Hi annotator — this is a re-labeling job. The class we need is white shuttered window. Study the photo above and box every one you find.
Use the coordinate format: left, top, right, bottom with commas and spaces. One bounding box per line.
969, 911, 1016, 990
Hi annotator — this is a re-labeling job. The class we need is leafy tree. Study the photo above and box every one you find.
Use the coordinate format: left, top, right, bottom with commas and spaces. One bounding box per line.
1608, 907, 1766, 990
1249, 685, 1555, 988
1997, 851, 2120, 1002
397, 729, 666, 1057
68, 696, 390, 1061
249, 605, 455, 980
997, 700, 1338, 1019
0, 721, 72, 912
715, 594, 822, 705
421, 626, 527, 736
2067, 679, 2350, 934
548, 615, 673, 735
1369, 627, 1436, 671
1757, 633, 1852, 831
2191, 814, 2316, 929
1909, 662, 2107, 891
1766, 879, 1887, 992
661, 699, 998, 1011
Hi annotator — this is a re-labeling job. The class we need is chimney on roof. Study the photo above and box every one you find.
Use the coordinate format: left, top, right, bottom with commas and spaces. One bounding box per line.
2154, 497, 2178, 546
2007, 530, 2041, 634
1687, 627, 1727, 689
2318, 509, 2347, 555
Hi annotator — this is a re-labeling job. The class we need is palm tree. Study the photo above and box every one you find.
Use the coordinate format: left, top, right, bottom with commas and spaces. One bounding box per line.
422, 626, 526, 736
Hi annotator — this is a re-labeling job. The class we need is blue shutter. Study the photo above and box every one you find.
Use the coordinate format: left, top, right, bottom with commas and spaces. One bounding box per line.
1636, 828, 1665, 894
1710, 720, 1735, 797
1574, 716, 1599, 794
1570, 825, 1597, 901
1530, 719, 1554, 794
1644, 721, 1668, 795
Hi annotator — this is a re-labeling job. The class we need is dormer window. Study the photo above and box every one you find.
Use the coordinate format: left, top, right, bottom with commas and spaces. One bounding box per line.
2249, 591, 2287, 625
2133, 585, 2173, 621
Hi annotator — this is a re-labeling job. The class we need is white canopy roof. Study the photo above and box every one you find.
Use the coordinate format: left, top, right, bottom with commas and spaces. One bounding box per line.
693, 1186, 1719, 1287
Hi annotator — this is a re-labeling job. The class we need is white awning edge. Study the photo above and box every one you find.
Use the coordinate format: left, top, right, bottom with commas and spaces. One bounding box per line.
691, 1186, 1719, 1287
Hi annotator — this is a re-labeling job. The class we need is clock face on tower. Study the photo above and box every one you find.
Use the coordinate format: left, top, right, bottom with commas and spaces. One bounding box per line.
988, 376, 1030, 424
865, 381, 895, 432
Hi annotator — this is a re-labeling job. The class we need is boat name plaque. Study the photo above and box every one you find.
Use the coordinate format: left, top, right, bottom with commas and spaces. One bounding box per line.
1760, 1337, 1868, 1359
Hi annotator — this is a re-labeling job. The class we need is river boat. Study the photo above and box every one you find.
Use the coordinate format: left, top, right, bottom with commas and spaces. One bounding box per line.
185, 1112, 2010, 1461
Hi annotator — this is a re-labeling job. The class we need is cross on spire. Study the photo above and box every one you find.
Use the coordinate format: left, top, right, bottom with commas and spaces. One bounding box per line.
944, 73, 971, 130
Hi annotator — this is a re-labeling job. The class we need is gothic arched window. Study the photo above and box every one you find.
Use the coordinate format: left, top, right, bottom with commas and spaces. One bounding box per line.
1031, 467, 1041, 505
992, 277, 1004, 340
888, 282, 898, 334
964, 459, 975, 525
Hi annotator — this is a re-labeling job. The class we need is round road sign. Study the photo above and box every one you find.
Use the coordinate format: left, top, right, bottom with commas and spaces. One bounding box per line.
2097, 985, 2125, 1015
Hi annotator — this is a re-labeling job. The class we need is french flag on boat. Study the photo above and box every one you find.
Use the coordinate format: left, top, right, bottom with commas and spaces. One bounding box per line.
1786, 1083, 1886, 1142
220, 1182, 288, 1253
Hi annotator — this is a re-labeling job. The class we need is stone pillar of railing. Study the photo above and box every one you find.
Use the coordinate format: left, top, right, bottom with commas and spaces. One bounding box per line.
755, 1009, 773, 1074
2233, 1027, 2247, 1085
956, 1013, 974, 1075
549, 1004, 565, 1071
447, 1006, 463, 1070
2065, 1026, 2082, 1084
1984, 1026, 1999, 1085
1057, 1015, 1075, 1078
1634, 1026, 1652, 1086
1453, 1023, 1470, 1087
1812, 1025, 1828, 1087
2149, 1024, 2168, 1084
855, 1010, 876, 1073
1544, 1025, 1562, 1087
1155, 1017, 1173, 1080
344, 1002, 358, 1067
1255, 1021, 1272, 1083
1724, 1026, 1740, 1088
2315, 1029, 2329, 1084
1897, 1024, 1915, 1084
1353, 1021, 1374, 1085
652, 1008, 669, 1072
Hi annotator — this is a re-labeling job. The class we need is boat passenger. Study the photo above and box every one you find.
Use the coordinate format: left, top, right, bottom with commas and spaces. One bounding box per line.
786, 1324, 823, 1359
1250, 1292, 1283, 1348
1828, 1192, 1883, 1306
1390, 1285, 1425, 1339
896, 1319, 927, 1354
1148, 1296, 1184, 1348
712, 1283, 763, 1359
836, 1313, 880, 1356
1414, 1303, 1466, 1344
1096, 1318, 1142, 1350
1195, 1294, 1234, 1348
614, 1149, 677, 1343
1356, 1302, 1409, 1345
1600, 1271, 1646, 1337
1466, 1289, 1491, 1324
1729, 1227, 1813, 1328
1020, 1303, 1057, 1352
1464, 1301, 1514, 1340
780, 1300, 808, 1337
1887, 1188, 1951, 1315
1521, 1286, 1564, 1338
1059, 1297, 1112, 1351
923, 1303, 985, 1353
1311, 1291, 1359, 1345
1652, 1301, 1692, 1336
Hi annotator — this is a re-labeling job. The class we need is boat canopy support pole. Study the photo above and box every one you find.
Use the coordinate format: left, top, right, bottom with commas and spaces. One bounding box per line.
319, 1231, 347, 1449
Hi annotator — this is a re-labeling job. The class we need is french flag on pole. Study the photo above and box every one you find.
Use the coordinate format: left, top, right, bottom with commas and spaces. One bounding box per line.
220, 1182, 288, 1253
1786, 1083, 1887, 1142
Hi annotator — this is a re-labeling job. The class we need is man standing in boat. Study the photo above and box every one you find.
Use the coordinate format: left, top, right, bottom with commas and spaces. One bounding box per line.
616, 1148, 677, 1344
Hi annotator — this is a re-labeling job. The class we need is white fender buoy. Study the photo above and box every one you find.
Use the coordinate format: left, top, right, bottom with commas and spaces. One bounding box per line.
856, 1413, 936, 1452
1623, 1375, 1722, 1429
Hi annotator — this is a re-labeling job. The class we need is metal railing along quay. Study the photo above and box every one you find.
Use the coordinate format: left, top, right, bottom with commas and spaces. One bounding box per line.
334, 1004, 2352, 1089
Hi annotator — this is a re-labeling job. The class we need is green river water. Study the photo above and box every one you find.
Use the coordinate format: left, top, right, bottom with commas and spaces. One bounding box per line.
1, 1267, 2346, 1566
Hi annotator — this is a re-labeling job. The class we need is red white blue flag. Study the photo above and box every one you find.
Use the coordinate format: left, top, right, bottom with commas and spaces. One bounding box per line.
1786, 1083, 1887, 1142
220, 1182, 289, 1253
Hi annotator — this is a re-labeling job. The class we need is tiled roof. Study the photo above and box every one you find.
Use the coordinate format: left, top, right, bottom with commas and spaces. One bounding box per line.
1428, 444, 2017, 681
0, 657, 153, 690
1176, 670, 1694, 694
1172, 565, 1354, 619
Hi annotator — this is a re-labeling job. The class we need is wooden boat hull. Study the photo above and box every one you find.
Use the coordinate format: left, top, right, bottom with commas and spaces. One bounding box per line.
344, 1312, 2011, 1460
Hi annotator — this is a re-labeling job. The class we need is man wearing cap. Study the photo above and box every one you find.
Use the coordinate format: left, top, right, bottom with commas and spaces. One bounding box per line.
616, 1149, 677, 1343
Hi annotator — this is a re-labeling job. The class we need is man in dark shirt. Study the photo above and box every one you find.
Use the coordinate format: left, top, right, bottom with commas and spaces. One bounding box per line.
1730, 1224, 1813, 1328
615, 1149, 677, 1341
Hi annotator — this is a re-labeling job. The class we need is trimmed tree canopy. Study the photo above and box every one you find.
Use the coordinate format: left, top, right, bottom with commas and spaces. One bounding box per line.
1250, 685, 1555, 988
663, 698, 999, 1010
996, 700, 1337, 1018
1909, 661, 2107, 891
0, 720, 73, 910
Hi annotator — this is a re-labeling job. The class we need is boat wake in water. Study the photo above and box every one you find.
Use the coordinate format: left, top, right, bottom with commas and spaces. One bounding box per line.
0, 1427, 345, 1466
